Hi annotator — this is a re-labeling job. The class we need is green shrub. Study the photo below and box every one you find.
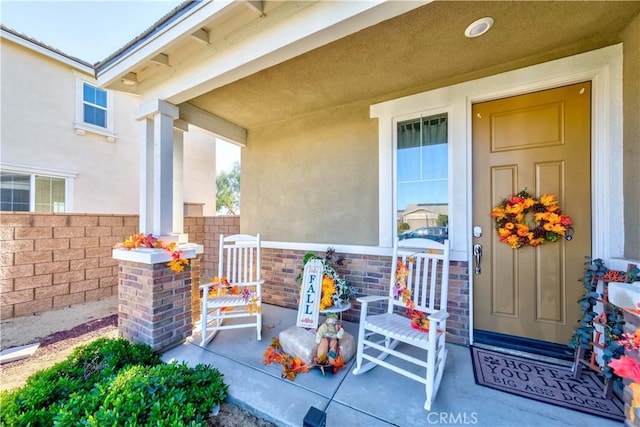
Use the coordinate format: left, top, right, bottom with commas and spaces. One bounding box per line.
0, 338, 227, 427
1, 338, 160, 426
55, 362, 227, 426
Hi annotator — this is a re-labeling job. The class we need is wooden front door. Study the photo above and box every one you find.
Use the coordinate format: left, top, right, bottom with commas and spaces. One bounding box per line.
472, 82, 592, 345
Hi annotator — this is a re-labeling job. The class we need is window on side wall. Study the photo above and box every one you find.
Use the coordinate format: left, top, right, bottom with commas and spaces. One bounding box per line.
396, 113, 449, 242
1, 172, 67, 213
82, 82, 107, 128
73, 75, 116, 141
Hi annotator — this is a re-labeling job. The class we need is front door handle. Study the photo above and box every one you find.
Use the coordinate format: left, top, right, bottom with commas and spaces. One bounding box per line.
473, 244, 482, 275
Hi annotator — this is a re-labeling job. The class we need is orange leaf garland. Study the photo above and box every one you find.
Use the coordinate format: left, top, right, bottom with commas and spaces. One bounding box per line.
116, 233, 189, 272
393, 258, 434, 334
332, 356, 346, 374
263, 338, 309, 380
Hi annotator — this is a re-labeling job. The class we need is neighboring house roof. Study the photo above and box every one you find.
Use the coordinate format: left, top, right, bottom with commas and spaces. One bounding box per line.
0, 24, 94, 74
401, 204, 449, 217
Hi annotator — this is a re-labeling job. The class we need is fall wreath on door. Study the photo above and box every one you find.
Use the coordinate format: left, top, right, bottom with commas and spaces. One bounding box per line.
491, 190, 573, 249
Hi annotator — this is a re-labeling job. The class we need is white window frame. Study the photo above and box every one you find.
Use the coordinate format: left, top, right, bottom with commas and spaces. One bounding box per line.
0, 162, 77, 212
73, 72, 116, 142
393, 109, 452, 237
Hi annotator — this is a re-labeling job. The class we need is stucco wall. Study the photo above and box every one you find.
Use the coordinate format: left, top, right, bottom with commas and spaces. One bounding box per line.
0, 40, 140, 214
242, 101, 378, 245
183, 127, 218, 217
0, 39, 217, 216
623, 14, 640, 260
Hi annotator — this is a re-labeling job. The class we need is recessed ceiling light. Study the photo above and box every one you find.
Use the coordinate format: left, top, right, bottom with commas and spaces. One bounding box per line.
465, 17, 494, 38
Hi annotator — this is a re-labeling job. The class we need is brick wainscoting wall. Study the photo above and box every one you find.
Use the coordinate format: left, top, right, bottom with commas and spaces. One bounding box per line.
1, 213, 239, 320
259, 248, 470, 345
2, 213, 470, 346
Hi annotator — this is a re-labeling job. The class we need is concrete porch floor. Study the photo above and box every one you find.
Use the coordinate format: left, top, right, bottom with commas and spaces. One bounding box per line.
163, 304, 619, 427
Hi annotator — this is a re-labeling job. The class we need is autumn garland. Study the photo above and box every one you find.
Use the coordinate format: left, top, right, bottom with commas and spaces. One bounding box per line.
263, 338, 309, 380
115, 233, 189, 273
262, 337, 347, 381
491, 191, 573, 249
394, 258, 431, 333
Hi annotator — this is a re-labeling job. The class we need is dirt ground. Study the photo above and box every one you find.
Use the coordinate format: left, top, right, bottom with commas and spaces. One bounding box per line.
0, 298, 274, 426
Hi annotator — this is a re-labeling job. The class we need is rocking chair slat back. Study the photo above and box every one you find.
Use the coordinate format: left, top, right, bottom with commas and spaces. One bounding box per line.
220, 235, 261, 284
390, 240, 449, 315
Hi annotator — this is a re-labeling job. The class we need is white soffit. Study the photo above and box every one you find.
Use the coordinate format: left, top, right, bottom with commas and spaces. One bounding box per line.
97, 0, 431, 103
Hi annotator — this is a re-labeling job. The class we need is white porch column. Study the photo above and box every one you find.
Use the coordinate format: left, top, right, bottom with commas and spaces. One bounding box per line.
136, 99, 179, 236
173, 119, 188, 235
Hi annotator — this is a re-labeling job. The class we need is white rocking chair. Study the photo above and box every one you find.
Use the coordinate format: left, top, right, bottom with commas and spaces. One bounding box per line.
352, 238, 450, 410
199, 234, 263, 346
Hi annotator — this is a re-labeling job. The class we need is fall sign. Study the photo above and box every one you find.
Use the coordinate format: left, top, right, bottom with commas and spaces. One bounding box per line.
297, 259, 323, 328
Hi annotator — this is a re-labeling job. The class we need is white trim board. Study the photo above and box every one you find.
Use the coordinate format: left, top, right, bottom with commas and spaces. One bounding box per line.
262, 241, 393, 257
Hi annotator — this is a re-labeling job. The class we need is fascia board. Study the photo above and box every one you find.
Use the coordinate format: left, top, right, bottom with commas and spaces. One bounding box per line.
1, 30, 94, 75
99, 0, 431, 103
96, 0, 233, 86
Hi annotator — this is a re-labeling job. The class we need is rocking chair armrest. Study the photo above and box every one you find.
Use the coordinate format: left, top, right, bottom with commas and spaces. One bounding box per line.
356, 295, 389, 304
427, 309, 449, 323
357, 295, 389, 315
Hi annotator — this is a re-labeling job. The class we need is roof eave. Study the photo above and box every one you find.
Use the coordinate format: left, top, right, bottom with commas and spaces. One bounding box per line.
95, 0, 432, 96
1, 25, 94, 75
95, 0, 234, 87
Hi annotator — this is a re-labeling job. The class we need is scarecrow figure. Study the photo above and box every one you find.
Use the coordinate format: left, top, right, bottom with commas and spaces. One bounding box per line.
316, 313, 344, 365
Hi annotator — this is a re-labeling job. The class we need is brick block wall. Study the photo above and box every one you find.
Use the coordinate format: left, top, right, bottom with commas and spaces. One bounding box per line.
1, 213, 212, 320
201, 216, 241, 278
1, 213, 138, 318
260, 247, 470, 345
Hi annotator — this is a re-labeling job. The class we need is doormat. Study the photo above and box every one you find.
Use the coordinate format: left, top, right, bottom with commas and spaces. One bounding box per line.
470, 346, 624, 422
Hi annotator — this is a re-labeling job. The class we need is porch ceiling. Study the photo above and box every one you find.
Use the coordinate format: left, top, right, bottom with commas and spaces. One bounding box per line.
186, 0, 639, 130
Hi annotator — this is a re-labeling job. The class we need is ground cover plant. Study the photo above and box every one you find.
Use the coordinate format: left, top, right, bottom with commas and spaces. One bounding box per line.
0, 338, 228, 426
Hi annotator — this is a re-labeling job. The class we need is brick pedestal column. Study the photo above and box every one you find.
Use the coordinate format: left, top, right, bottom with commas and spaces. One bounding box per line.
118, 260, 192, 352
190, 256, 202, 329
113, 243, 202, 352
